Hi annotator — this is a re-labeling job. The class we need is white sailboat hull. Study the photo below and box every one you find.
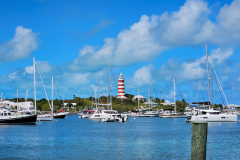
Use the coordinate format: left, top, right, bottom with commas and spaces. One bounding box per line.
37, 115, 53, 121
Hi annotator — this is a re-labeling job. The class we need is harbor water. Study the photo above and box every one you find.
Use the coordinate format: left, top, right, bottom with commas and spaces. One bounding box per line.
0, 115, 239, 159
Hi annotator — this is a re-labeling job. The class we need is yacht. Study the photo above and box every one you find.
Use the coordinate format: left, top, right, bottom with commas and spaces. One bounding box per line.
186, 109, 237, 122
79, 110, 94, 118
0, 107, 37, 124
89, 108, 128, 122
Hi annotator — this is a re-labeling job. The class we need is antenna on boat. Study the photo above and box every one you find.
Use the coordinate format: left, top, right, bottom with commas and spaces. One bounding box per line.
205, 43, 211, 109
33, 57, 36, 115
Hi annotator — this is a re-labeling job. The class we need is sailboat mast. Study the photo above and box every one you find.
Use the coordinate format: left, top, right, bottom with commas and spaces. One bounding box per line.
92, 90, 93, 108
148, 88, 150, 109
233, 81, 235, 111
52, 76, 53, 114
63, 91, 64, 109
138, 88, 139, 110
173, 78, 176, 113
196, 75, 199, 106
108, 60, 112, 110
211, 69, 214, 109
95, 88, 97, 108
151, 81, 153, 109
206, 43, 211, 109
98, 76, 99, 108
33, 57, 36, 115
17, 89, 18, 110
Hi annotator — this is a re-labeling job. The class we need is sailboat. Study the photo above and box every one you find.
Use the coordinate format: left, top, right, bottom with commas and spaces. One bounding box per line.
186, 43, 237, 122
89, 60, 128, 122
159, 78, 185, 118
33, 58, 53, 121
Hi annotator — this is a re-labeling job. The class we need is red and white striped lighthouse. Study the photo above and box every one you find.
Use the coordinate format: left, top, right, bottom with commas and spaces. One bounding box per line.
117, 73, 127, 99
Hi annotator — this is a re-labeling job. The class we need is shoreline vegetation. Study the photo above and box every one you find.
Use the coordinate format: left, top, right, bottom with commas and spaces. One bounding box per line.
5, 93, 224, 113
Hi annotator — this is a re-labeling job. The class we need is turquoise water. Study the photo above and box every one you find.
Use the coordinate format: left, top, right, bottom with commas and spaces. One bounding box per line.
0, 115, 239, 159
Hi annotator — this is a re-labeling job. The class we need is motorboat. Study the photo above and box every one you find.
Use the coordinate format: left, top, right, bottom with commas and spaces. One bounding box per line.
99, 117, 116, 122
89, 108, 128, 122
0, 107, 37, 124
185, 109, 237, 122
79, 110, 94, 118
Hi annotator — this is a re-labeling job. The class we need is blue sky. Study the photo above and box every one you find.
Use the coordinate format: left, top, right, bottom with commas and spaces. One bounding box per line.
0, 0, 240, 106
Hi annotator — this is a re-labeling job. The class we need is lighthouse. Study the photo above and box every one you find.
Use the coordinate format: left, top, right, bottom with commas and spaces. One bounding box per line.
117, 73, 127, 99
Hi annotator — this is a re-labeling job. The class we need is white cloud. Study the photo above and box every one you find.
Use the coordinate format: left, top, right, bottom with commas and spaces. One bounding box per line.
156, 48, 234, 81
24, 61, 53, 75
8, 72, 17, 81
0, 26, 39, 62
129, 64, 155, 86
78, 45, 96, 56
71, 73, 89, 85
70, 0, 240, 70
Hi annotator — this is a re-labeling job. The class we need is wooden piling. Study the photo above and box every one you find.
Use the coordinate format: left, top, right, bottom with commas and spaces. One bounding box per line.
191, 121, 208, 160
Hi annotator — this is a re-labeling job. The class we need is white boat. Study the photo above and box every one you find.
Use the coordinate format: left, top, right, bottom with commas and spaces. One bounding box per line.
138, 110, 159, 117
37, 114, 53, 121
53, 111, 68, 118
186, 109, 237, 122
186, 44, 237, 122
89, 60, 128, 122
159, 110, 185, 118
0, 107, 37, 124
79, 110, 94, 118
159, 78, 185, 118
34, 58, 54, 121
89, 109, 124, 120
99, 117, 116, 122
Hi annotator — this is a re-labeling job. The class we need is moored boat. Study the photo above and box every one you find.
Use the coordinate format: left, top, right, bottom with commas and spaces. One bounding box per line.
0, 107, 37, 124
186, 109, 237, 122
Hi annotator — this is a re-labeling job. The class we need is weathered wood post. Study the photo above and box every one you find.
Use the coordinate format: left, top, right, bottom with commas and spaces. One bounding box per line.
191, 121, 208, 160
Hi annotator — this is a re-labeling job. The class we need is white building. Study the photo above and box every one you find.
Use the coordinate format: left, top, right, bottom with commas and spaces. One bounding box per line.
161, 100, 174, 106
143, 100, 159, 107
62, 102, 76, 109
0, 100, 34, 111
133, 95, 146, 101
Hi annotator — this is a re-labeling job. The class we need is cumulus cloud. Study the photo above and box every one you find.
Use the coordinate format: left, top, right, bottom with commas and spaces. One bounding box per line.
129, 64, 155, 86
8, 72, 18, 81
0, 26, 39, 62
24, 61, 53, 75
70, 0, 240, 70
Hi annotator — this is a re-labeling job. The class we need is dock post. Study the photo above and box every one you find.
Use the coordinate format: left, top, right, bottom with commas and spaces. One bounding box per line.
191, 121, 208, 160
